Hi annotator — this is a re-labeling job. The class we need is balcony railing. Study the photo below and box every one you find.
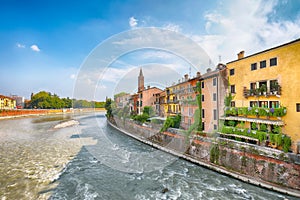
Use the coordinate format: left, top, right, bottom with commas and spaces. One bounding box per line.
243, 85, 281, 98
225, 106, 287, 118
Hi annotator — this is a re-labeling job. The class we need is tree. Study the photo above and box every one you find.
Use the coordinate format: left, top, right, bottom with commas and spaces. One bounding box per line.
105, 98, 113, 118
143, 106, 155, 117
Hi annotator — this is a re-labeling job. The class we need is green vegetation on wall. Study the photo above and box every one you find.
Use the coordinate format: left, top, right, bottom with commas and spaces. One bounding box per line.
225, 106, 287, 118
210, 143, 220, 164
160, 114, 181, 132
105, 98, 113, 118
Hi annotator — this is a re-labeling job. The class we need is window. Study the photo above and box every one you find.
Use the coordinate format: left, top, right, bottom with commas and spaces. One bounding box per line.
188, 108, 193, 116
201, 81, 204, 88
202, 109, 205, 118
251, 63, 257, 71
260, 60, 266, 68
214, 124, 217, 130
202, 94, 205, 102
230, 85, 235, 93
250, 82, 256, 90
140, 101, 142, 107
213, 109, 217, 120
231, 101, 235, 107
213, 78, 217, 86
250, 101, 258, 107
259, 101, 268, 108
202, 122, 205, 131
296, 103, 300, 112
230, 69, 235, 76
213, 93, 217, 101
269, 101, 279, 108
270, 57, 277, 66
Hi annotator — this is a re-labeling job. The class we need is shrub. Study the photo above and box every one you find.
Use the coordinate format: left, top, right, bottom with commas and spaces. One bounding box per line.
160, 114, 181, 132
251, 122, 257, 130
258, 108, 268, 117
256, 131, 267, 142
133, 113, 149, 123
260, 123, 267, 132
228, 120, 236, 127
283, 136, 291, 153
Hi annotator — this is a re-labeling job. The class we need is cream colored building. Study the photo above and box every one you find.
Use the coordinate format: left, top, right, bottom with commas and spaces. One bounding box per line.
0, 95, 16, 109
226, 38, 300, 153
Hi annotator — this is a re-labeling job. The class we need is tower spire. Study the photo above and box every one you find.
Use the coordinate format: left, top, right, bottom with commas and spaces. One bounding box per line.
138, 67, 145, 92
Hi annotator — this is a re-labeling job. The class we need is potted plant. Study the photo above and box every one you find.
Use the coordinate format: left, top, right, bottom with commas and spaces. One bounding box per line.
273, 82, 279, 95
259, 84, 267, 95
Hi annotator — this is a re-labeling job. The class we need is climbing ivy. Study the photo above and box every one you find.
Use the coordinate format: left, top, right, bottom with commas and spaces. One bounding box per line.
195, 81, 202, 131
210, 143, 220, 164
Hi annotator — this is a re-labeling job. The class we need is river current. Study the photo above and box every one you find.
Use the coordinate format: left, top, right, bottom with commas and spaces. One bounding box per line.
0, 112, 296, 199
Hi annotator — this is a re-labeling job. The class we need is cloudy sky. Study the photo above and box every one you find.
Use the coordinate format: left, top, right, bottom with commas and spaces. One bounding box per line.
0, 0, 300, 100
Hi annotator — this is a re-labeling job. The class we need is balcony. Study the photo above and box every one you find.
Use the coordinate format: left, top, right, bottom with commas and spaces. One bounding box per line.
224, 106, 287, 122
243, 85, 281, 98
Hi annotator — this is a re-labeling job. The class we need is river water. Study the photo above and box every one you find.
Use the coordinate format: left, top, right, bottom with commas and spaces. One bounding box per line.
0, 112, 297, 200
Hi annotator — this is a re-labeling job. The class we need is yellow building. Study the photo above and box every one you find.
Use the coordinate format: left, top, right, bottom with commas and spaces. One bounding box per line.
165, 84, 180, 117
0, 95, 16, 110
226, 38, 300, 153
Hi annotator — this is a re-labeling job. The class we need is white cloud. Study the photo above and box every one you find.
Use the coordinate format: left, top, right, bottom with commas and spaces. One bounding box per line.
101, 67, 135, 83
163, 23, 181, 33
199, 0, 300, 63
16, 43, 25, 48
70, 74, 76, 79
30, 44, 40, 52
129, 17, 138, 28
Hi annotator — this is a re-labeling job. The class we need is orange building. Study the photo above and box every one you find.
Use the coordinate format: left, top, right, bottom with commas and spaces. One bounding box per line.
176, 73, 200, 129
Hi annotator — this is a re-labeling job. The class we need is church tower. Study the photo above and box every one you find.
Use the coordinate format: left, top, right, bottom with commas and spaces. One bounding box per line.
138, 68, 145, 92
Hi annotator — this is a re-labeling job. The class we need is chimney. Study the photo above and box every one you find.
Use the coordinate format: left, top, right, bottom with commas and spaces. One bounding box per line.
237, 51, 245, 59
196, 72, 201, 77
184, 74, 189, 81
147, 85, 150, 89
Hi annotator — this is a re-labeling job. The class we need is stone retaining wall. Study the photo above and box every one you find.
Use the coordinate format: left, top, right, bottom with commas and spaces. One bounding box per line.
110, 117, 300, 196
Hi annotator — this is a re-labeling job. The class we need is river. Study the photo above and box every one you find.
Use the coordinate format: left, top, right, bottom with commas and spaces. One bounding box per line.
0, 112, 296, 199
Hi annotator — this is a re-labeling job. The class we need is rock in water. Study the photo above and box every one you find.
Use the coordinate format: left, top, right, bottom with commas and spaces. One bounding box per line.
54, 120, 79, 129
162, 188, 169, 193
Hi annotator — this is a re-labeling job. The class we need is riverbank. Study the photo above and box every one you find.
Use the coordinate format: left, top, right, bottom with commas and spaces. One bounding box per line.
0, 108, 105, 120
107, 118, 300, 198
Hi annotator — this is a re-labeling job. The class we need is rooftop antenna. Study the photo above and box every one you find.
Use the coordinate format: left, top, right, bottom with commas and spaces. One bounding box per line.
189, 66, 191, 78
219, 55, 222, 63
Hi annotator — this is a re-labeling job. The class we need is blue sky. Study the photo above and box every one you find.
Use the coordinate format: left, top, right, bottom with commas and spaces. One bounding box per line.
0, 0, 300, 101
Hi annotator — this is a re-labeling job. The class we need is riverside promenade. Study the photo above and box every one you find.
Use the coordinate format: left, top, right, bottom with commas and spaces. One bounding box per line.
0, 108, 105, 120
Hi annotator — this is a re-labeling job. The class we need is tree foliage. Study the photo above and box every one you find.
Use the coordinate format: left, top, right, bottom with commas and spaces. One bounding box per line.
28, 91, 105, 109
105, 98, 113, 118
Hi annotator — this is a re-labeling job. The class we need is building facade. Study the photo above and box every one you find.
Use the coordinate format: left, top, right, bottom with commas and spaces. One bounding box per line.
200, 65, 227, 133
176, 73, 200, 129
114, 93, 131, 108
137, 86, 163, 114
226, 38, 300, 153
0, 95, 16, 109
10, 95, 25, 109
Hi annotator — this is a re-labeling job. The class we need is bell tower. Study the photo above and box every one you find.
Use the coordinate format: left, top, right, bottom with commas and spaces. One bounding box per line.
138, 68, 145, 92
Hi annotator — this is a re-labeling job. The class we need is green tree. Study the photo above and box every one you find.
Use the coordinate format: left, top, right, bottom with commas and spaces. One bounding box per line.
143, 106, 155, 117
105, 98, 113, 118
